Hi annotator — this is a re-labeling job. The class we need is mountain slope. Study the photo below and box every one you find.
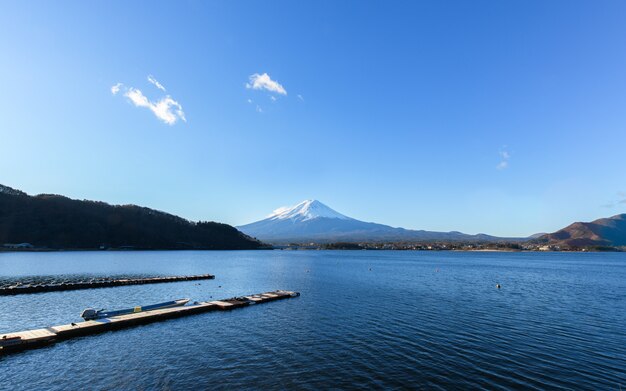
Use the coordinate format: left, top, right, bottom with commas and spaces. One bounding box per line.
238, 200, 514, 243
0, 184, 262, 250
537, 214, 626, 247
268, 200, 352, 222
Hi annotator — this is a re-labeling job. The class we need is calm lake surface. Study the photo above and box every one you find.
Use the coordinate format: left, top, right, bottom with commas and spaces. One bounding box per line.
0, 250, 625, 390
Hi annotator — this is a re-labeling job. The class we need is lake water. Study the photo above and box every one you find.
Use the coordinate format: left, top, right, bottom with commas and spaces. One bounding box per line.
0, 250, 625, 390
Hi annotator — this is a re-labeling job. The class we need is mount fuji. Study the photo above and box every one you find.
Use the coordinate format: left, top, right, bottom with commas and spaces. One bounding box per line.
237, 200, 510, 244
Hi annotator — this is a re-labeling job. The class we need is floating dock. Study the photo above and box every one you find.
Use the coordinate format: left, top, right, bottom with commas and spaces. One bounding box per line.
0, 274, 216, 295
0, 290, 299, 355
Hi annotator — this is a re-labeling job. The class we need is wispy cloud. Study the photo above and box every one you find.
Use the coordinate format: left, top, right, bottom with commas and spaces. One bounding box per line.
147, 75, 166, 92
246, 73, 287, 95
297, 94, 304, 102
111, 83, 123, 95
270, 96, 276, 102
125, 88, 186, 125
601, 192, 626, 208
111, 77, 185, 125
496, 149, 510, 170
496, 161, 508, 170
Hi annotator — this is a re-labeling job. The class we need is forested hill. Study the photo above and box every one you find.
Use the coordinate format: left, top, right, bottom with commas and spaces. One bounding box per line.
0, 184, 263, 250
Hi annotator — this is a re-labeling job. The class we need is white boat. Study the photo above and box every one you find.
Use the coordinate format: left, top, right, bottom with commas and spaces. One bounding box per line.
81, 298, 190, 320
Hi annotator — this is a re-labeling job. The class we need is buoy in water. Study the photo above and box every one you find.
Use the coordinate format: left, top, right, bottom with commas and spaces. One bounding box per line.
496, 284, 501, 289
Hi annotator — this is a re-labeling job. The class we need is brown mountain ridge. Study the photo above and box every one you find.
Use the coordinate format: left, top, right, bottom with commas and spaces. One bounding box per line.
538, 214, 626, 247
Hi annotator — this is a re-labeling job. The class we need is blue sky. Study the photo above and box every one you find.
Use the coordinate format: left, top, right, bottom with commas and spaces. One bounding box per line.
1, 1, 626, 236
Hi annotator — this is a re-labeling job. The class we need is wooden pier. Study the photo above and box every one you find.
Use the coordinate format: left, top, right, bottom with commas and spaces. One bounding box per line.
0, 290, 299, 355
0, 274, 216, 295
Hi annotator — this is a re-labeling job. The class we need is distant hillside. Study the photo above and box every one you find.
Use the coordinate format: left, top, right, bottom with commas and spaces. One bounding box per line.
0, 184, 263, 250
238, 199, 525, 244
537, 214, 626, 247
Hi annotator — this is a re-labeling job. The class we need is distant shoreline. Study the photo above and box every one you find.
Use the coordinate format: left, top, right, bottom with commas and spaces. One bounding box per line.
0, 246, 621, 254
0, 247, 272, 253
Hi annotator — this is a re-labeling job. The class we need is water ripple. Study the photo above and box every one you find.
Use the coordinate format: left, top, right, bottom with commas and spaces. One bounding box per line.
0, 250, 625, 390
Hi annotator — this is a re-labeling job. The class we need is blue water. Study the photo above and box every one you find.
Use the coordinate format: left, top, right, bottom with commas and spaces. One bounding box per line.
0, 250, 625, 390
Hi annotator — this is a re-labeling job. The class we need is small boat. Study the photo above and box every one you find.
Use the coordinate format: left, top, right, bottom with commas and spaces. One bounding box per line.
81, 298, 190, 320
276, 290, 300, 297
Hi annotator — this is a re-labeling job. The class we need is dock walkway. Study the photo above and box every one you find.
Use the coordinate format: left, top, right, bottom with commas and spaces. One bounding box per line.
0, 274, 216, 295
0, 290, 299, 355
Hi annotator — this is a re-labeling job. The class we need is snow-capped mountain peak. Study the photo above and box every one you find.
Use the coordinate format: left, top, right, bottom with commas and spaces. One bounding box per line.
267, 200, 351, 222
237, 200, 512, 244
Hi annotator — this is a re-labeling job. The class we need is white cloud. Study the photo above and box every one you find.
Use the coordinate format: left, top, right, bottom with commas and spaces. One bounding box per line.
125, 88, 149, 107
111, 83, 123, 95
270, 96, 276, 102
112, 76, 185, 125
125, 88, 186, 125
256, 105, 263, 113
246, 73, 287, 95
297, 94, 304, 101
497, 149, 510, 170
247, 99, 253, 104
147, 75, 166, 92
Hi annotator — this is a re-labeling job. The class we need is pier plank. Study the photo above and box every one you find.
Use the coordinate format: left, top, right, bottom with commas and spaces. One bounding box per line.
0, 290, 299, 355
